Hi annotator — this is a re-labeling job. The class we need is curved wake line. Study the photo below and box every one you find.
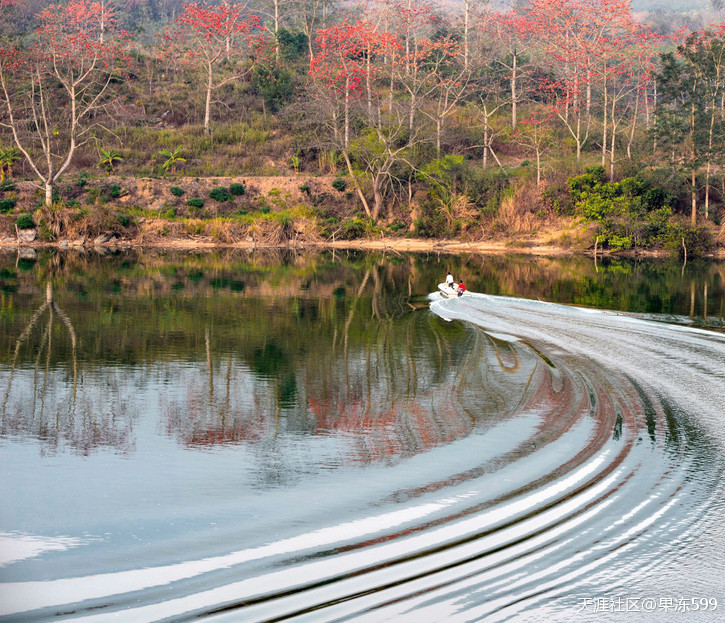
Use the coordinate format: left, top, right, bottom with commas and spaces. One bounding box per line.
3, 293, 724, 622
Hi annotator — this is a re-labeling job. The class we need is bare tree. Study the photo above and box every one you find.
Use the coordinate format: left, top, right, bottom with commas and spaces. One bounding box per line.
0, 1, 128, 206
287, 0, 336, 60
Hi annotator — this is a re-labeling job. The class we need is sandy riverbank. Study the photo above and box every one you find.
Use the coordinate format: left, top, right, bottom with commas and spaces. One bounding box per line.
3, 235, 725, 258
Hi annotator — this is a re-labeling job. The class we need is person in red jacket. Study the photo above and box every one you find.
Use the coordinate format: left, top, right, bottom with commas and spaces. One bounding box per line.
456, 282, 466, 297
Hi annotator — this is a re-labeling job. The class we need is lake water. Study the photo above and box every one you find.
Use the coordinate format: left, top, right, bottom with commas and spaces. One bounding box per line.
1, 249, 724, 622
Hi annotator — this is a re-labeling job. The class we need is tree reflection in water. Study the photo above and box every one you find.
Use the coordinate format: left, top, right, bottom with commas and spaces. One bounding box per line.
2, 281, 135, 456
1, 248, 723, 464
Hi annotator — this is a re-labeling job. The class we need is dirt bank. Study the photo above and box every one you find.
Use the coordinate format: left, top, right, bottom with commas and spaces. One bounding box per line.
1, 176, 724, 258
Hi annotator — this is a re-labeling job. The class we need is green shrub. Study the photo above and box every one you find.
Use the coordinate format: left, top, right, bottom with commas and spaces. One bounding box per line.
259, 205, 271, 214
339, 218, 368, 239
108, 183, 122, 199
568, 170, 684, 251
268, 187, 280, 196
229, 182, 245, 196
161, 208, 176, 219
187, 197, 204, 209
0, 180, 15, 192
332, 178, 347, 192
663, 223, 714, 257
87, 187, 104, 204
541, 186, 572, 215
466, 168, 509, 212
0, 198, 16, 213
277, 28, 308, 60
117, 213, 131, 228
209, 187, 233, 202
76, 172, 89, 189
16, 213, 34, 229
251, 64, 297, 113
299, 183, 310, 194
414, 199, 454, 238
170, 186, 185, 197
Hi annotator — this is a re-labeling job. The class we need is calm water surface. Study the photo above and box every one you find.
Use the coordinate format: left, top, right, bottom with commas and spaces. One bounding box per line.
0, 249, 724, 621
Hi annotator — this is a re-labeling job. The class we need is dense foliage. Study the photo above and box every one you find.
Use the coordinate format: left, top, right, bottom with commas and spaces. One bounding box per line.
570, 166, 713, 254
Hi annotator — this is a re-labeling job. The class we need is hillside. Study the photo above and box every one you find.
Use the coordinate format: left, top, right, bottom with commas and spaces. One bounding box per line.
1, 0, 725, 258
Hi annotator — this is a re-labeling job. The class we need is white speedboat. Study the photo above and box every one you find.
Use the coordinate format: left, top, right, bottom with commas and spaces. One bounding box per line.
438, 282, 459, 298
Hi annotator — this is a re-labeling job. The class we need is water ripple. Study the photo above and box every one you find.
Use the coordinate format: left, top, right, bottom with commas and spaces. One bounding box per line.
1, 294, 724, 621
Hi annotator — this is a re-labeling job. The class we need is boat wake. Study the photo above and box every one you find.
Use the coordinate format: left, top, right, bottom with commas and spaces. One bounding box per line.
2, 294, 724, 621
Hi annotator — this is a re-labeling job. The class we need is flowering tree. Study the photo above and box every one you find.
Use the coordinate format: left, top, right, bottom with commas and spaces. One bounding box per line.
164, 1, 260, 135
525, 0, 635, 161
596, 25, 660, 181
0, 0, 129, 206
308, 20, 411, 221
309, 21, 369, 151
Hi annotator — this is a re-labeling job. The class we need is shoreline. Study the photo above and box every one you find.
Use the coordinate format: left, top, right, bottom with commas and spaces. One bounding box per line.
2, 177, 724, 259
2, 235, 725, 258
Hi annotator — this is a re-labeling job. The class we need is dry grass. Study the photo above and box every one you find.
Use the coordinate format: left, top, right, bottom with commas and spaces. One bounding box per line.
492, 180, 549, 235
496, 194, 537, 234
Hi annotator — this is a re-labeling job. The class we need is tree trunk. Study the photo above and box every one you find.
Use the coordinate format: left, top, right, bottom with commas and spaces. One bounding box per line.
483, 117, 489, 169
436, 118, 441, 158
342, 150, 372, 217
691, 102, 697, 225
627, 89, 639, 160
388, 50, 395, 113
274, 0, 280, 61
405, 0, 412, 76
652, 77, 658, 153
511, 53, 517, 130
601, 73, 608, 167
344, 75, 350, 149
692, 167, 697, 226
610, 118, 617, 182
706, 101, 716, 220
372, 175, 383, 222
464, 0, 470, 69
366, 45, 372, 116
609, 95, 617, 182
705, 160, 711, 220
409, 90, 416, 135
576, 112, 582, 162
204, 62, 213, 135
45, 181, 53, 207
586, 65, 593, 132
